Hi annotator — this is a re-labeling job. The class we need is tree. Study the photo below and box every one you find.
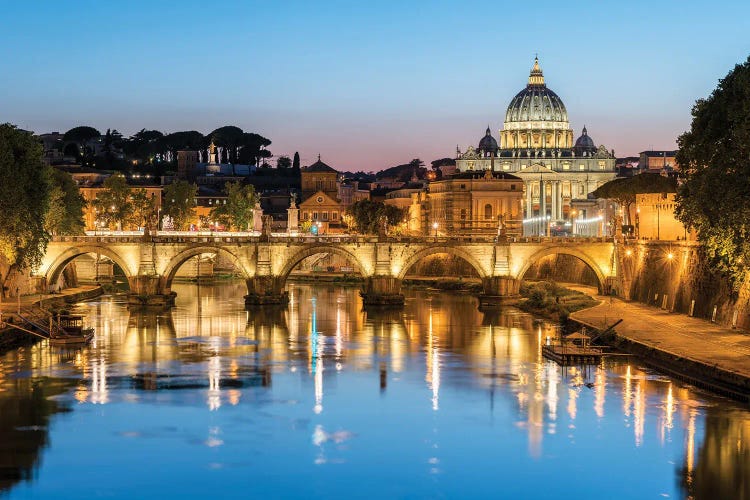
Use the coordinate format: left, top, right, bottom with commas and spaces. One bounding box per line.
163, 180, 197, 230
130, 189, 158, 230
293, 151, 300, 170
92, 173, 132, 230
63, 126, 100, 143
163, 131, 204, 152
276, 155, 291, 169
210, 181, 257, 231
593, 173, 676, 225
345, 199, 407, 235
45, 169, 86, 236
0, 124, 52, 297
237, 132, 272, 166
675, 56, 750, 288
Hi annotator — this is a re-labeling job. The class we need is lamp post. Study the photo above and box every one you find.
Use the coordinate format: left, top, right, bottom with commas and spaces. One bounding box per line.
432, 221, 439, 238
667, 250, 675, 310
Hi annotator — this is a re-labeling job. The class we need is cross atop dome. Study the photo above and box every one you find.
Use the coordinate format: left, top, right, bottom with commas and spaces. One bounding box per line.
528, 56, 545, 86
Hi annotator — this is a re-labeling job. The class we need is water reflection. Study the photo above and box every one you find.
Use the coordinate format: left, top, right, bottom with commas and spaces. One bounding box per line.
0, 282, 748, 498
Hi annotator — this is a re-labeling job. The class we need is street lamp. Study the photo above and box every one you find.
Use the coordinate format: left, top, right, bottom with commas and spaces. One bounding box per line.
432, 222, 438, 238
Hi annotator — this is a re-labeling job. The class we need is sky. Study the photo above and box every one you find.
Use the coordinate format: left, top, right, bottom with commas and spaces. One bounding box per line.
1, 0, 749, 171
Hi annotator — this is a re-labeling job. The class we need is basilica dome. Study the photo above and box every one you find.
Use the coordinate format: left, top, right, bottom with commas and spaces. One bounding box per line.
574, 126, 596, 154
504, 58, 568, 124
477, 126, 498, 153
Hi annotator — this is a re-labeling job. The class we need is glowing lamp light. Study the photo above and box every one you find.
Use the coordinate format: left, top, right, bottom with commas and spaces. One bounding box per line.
667, 252, 674, 260
625, 249, 632, 257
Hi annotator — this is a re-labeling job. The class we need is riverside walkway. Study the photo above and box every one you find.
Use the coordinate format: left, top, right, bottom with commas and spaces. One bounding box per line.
570, 292, 750, 400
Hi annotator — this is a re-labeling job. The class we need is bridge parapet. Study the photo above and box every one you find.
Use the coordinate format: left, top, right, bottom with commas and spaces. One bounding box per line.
43, 234, 617, 309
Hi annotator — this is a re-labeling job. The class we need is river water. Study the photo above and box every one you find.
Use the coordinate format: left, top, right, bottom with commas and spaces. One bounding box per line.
0, 282, 748, 499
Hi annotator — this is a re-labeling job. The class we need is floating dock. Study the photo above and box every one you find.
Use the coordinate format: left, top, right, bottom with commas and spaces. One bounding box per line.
542, 344, 604, 365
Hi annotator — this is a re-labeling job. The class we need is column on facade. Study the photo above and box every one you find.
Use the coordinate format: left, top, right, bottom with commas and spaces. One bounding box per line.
525, 181, 532, 219
540, 179, 545, 219
551, 182, 558, 220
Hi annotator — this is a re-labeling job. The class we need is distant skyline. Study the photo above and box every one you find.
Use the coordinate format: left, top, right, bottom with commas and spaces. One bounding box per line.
2, 0, 749, 171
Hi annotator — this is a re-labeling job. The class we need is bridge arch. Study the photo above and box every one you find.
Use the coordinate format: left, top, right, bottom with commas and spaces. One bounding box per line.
515, 246, 607, 291
396, 245, 489, 280
162, 246, 250, 290
278, 245, 367, 281
44, 245, 135, 288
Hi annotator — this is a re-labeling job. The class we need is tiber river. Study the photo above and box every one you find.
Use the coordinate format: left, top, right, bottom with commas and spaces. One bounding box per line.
0, 283, 748, 499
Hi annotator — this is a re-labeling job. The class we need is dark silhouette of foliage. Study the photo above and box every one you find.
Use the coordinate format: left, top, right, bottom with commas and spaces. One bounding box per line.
63, 126, 100, 143
293, 151, 300, 170
675, 55, 750, 288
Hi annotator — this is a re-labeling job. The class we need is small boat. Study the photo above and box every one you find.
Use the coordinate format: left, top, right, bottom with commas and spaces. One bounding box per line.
49, 314, 95, 346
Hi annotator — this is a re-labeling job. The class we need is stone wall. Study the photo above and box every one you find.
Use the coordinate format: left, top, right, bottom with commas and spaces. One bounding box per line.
523, 254, 599, 287
625, 241, 750, 329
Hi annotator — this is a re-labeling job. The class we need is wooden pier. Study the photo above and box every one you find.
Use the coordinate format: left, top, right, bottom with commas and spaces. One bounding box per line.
542, 344, 604, 365
542, 330, 604, 365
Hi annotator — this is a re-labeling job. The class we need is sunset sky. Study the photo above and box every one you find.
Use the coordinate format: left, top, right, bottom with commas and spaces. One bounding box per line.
2, 0, 749, 171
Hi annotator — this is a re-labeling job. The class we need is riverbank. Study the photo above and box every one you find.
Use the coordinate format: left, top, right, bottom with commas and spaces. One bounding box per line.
570, 295, 750, 402
517, 281, 598, 322
0, 285, 103, 354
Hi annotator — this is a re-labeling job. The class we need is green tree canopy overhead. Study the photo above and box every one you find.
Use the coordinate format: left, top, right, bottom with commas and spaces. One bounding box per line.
163, 180, 197, 230
593, 173, 677, 225
210, 181, 258, 231
345, 199, 407, 235
45, 169, 86, 236
0, 124, 52, 296
63, 126, 101, 143
675, 56, 750, 287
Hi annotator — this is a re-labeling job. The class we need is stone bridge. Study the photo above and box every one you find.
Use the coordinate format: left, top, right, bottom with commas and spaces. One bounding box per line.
36, 233, 621, 308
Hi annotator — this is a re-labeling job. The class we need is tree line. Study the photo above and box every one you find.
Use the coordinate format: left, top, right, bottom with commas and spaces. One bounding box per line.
56, 125, 273, 173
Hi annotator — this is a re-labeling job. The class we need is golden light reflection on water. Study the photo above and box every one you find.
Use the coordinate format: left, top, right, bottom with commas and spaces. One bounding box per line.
0, 282, 749, 497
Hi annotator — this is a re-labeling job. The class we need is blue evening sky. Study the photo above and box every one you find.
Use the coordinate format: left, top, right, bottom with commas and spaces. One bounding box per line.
1, 0, 748, 171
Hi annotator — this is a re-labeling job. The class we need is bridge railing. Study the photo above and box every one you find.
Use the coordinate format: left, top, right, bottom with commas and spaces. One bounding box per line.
57, 232, 614, 244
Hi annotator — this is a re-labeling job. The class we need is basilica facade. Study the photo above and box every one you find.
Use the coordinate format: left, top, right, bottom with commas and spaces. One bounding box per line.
455, 58, 616, 232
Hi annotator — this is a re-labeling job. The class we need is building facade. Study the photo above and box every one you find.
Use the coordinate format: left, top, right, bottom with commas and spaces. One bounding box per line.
636, 192, 695, 241
299, 157, 345, 233
455, 58, 616, 233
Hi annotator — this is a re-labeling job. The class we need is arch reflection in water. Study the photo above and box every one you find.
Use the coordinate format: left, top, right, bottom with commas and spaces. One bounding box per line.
0, 282, 748, 498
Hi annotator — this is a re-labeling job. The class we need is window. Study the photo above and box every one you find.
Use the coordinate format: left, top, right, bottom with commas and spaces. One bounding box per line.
511, 184, 516, 190
303, 212, 309, 220
313, 212, 318, 220
598, 161, 606, 170
579, 164, 585, 170
332, 212, 338, 220
562, 163, 570, 170
503, 163, 510, 171
579, 184, 585, 195
521, 164, 527, 169
322, 211, 328, 221
460, 184, 466, 189
484, 204, 493, 220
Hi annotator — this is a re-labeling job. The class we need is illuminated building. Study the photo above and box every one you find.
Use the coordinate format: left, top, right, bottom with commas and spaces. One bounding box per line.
299, 156, 345, 233
455, 57, 616, 227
